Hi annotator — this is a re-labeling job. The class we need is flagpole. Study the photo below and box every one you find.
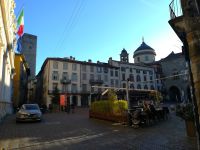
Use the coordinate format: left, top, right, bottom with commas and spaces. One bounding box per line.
16, 3, 25, 19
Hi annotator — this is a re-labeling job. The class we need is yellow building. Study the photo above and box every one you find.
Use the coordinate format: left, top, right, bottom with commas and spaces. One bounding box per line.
13, 54, 30, 110
0, 0, 17, 121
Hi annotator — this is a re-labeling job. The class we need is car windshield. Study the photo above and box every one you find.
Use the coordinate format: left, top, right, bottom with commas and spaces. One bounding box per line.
24, 105, 38, 110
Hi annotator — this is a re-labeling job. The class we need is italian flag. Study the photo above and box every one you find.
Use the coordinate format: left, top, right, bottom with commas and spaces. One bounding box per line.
17, 10, 24, 37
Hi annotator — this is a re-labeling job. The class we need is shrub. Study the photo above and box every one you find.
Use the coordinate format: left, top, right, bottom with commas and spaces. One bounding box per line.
90, 100, 127, 116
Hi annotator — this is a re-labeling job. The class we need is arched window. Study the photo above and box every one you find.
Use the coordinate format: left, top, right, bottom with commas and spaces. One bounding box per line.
144, 85, 148, 89
136, 75, 141, 82
137, 84, 141, 89
130, 84, 134, 89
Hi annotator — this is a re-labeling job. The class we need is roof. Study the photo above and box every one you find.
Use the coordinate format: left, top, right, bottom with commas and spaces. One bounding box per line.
37, 57, 119, 76
159, 51, 183, 62
135, 41, 154, 52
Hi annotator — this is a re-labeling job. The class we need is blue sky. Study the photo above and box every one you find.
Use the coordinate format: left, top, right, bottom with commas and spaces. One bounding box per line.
14, 0, 182, 74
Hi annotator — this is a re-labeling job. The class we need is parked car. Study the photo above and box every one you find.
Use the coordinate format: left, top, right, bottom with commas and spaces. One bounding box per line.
16, 104, 42, 122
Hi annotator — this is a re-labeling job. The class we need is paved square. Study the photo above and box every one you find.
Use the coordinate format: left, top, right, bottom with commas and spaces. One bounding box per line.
0, 108, 197, 150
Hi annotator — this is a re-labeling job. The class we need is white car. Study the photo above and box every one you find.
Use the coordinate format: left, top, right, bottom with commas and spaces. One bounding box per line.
16, 104, 42, 122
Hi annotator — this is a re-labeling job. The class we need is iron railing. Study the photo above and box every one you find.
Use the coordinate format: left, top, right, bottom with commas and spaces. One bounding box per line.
169, 0, 183, 19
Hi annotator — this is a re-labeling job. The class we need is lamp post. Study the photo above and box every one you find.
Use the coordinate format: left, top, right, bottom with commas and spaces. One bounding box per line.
126, 78, 132, 126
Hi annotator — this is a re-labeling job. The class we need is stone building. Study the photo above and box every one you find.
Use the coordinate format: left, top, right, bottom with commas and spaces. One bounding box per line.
13, 54, 30, 110
21, 33, 37, 79
36, 50, 159, 108
159, 52, 189, 102
0, 0, 16, 121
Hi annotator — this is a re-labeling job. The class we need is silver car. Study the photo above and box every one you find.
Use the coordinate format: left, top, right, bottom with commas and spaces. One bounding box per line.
16, 104, 42, 122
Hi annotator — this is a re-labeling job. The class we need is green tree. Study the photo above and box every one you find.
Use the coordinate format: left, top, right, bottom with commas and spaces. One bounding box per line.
51, 86, 60, 105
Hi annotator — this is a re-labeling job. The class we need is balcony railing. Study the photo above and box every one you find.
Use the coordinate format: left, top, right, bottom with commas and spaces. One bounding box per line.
89, 79, 103, 85
60, 78, 71, 84
169, 0, 183, 19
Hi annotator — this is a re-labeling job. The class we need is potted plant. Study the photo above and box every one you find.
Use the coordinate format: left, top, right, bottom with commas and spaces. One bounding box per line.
176, 103, 196, 137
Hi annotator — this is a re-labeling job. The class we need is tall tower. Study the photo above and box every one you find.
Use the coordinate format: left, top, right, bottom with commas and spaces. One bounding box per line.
21, 33, 37, 79
120, 48, 129, 62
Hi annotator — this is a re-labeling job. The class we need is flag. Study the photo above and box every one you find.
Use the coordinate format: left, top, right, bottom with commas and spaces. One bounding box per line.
17, 10, 24, 37
17, 37, 22, 53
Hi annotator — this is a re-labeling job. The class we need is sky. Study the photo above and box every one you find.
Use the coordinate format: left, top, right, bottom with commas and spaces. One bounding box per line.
14, 0, 182, 74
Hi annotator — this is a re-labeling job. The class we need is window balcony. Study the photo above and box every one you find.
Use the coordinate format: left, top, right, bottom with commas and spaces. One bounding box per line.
60, 78, 71, 84
89, 79, 103, 85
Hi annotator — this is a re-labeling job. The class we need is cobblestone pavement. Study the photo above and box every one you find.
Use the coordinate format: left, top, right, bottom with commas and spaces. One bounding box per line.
0, 108, 197, 150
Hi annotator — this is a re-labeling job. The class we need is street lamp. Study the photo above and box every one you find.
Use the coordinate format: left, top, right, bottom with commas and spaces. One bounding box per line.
126, 78, 132, 126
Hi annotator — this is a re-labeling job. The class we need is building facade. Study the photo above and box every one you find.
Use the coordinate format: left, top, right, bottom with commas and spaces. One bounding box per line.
13, 54, 30, 110
0, 0, 16, 120
37, 48, 159, 108
159, 52, 189, 102
21, 33, 37, 79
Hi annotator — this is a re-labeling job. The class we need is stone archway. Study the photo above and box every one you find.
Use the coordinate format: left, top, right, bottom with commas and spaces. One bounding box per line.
169, 86, 181, 102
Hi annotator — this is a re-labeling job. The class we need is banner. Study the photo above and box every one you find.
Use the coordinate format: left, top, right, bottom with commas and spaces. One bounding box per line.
60, 95, 65, 106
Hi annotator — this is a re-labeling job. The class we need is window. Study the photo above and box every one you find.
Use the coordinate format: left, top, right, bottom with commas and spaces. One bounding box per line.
150, 76, 153, 81
82, 73, 87, 80
111, 79, 114, 86
62, 84, 68, 92
71, 73, 77, 81
90, 66, 94, 72
136, 75, 141, 82
129, 74, 134, 81
145, 56, 149, 61
82, 65, 86, 72
110, 70, 113, 77
121, 67, 126, 72
104, 67, 108, 73
98, 75, 101, 80
72, 63, 77, 71
62, 72, 68, 80
136, 69, 140, 73
90, 74, 94, 80
53, 61, 58, 69
122, 74, 126, 81
149, 71, 153, 75
82, 84, 87, 92
144, 76, 147, 81
130, 68, 133, 73
130, 84, 134, 89
63, 62, 68, 70
115, 70, 118, 77
123, 83, 126, 88
143, 70, 147, 74
137, 84, 141, 89
137, 57, 140, 62
104, 75, 108, 82
144, 85, 148, 89
173, 71, 179, 80
52, 71, 59, 80
97, 67, 102, 73
52, 83, 58, 90
115, 80, 119, 87
71, 84, 77, 92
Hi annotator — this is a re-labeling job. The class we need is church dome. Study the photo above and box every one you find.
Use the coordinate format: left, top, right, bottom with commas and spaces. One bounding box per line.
135, 42, 154, 52
133, 39, 156, 63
